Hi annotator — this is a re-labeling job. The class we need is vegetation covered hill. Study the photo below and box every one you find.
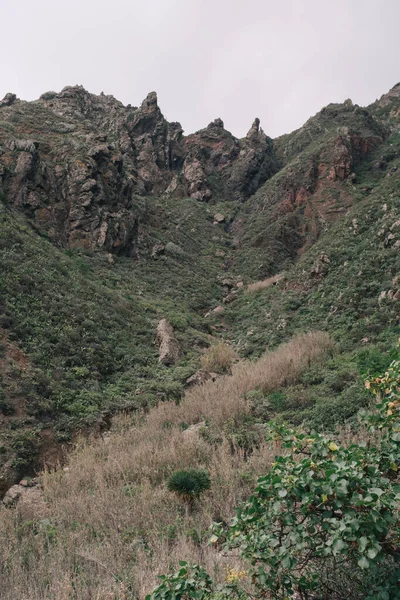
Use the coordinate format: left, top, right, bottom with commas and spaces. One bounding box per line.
0, 82, 400, 598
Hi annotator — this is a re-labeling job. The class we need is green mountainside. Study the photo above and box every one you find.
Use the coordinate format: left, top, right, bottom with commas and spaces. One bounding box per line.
0, 82, 399, 493
0, 82, 400, 599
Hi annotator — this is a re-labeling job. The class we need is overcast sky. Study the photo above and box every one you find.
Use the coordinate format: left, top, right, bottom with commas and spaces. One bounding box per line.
1, 0, 399, 138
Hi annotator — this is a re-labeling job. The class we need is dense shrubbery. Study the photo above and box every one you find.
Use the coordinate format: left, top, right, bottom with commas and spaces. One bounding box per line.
147, 355, 400, 600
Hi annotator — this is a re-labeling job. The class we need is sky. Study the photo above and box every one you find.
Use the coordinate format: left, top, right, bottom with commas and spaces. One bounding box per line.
1, 0, 399, 138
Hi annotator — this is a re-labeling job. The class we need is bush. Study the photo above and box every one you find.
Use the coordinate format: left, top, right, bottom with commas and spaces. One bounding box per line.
165, 241, 184, 257
167, 469, 211, 515
149, 353, 400, 600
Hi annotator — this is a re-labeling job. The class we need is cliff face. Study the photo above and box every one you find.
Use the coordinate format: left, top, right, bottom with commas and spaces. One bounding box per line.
231, 96, 396, 277
0, 86, 278, 253
1, 84, 397, 263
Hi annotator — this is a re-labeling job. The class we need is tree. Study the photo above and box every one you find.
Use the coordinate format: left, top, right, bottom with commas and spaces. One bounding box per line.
167, 469, 211, 516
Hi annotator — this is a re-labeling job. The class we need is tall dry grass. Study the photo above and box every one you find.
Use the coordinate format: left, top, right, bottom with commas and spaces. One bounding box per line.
200, 342, 238, 374
0, 332, 334, 599
245, 273, 284, 294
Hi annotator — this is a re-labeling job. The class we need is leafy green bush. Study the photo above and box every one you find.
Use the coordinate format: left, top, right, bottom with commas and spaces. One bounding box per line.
145, 562, 214, 600
149, 354, 400, 600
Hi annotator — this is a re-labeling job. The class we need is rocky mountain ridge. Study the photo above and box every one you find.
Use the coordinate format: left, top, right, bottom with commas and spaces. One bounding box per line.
0, 86, 278, 253
1, 83, 399, 266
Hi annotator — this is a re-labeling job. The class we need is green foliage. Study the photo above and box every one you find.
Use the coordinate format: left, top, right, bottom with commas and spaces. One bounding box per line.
145, 562, 213, 600
150, 355, 400, 600
167, 469, 211, 504
11, 430, 40, 469
0, 198, 229, 469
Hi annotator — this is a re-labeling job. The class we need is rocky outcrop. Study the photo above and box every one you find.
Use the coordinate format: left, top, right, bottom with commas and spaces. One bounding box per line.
2, 478, 47, 519
230, 99, 388, 278
182, 117, 278, 202
156, 319, 181, 365
0, 86, 278, 252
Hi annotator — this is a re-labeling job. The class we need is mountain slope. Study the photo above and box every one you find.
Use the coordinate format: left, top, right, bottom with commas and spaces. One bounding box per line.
0, 82, 399, 495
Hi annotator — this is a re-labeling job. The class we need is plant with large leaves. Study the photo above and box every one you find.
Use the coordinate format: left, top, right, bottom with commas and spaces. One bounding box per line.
147, 355, 400, 600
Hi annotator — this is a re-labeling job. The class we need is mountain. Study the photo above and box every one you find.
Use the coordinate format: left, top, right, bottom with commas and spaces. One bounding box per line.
0, 82, 399, 500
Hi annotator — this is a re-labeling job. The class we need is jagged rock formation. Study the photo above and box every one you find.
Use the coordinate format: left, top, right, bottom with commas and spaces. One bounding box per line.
231, 92, 396, 277
0, 86, 278, 252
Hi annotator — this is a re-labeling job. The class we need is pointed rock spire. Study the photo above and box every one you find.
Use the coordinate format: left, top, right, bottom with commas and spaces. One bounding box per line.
246, 118, 261, 138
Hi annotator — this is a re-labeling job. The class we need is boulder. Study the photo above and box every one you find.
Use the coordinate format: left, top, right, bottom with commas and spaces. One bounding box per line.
151, 242, 165, 258
2, 484, 25, 507
156, 319, 180, 365
182, 421, 206, 437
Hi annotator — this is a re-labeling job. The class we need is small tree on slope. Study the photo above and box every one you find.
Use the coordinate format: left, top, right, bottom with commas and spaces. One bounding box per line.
167, 469, 211, 517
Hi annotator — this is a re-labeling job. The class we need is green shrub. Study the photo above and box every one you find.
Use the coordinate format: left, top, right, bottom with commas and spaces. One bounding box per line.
150, 353, 400, 600
167, 469, 211, 515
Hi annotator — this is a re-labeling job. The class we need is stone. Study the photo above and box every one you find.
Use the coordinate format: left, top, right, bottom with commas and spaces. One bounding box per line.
221, 278, 234, 288
311, 253, 330, 277
151, 242, 165, 258
213, 213, 225, 224
185, 371, 210, 387
156, 319, 180, 365
182, 421, 206, 437
212, 305, 224, 314
223, 291, 238, 304
0, 93, 17, 107
2, 484, 25, 507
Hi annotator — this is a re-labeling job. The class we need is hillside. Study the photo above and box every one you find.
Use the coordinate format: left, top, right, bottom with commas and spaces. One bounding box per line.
0, 82, 399, 598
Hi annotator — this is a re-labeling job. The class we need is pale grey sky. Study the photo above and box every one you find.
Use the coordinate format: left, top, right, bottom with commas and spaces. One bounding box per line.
1, 0, 399, 138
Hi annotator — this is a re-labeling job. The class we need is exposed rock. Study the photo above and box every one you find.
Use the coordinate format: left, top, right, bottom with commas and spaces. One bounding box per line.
223, 291, 238, 304
151, 242, 165, 258
212, 305, 224, 315
185, 371, 214, 387
182, 157, 211, 201
213, 213, 225, 223
311, 253, 331, 277
221, 278, 234, 288
2, 479, 47, 519
2, 484, 26, 507
0, 86, 280, 252
182, 421, 206, 437
156, 319, 180, 365
0, 93, 17, 107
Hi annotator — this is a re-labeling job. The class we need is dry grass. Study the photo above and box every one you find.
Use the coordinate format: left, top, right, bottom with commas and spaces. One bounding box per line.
245, 273, 284, 294
200, 342, 238, 374
0, 332, 334, 599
